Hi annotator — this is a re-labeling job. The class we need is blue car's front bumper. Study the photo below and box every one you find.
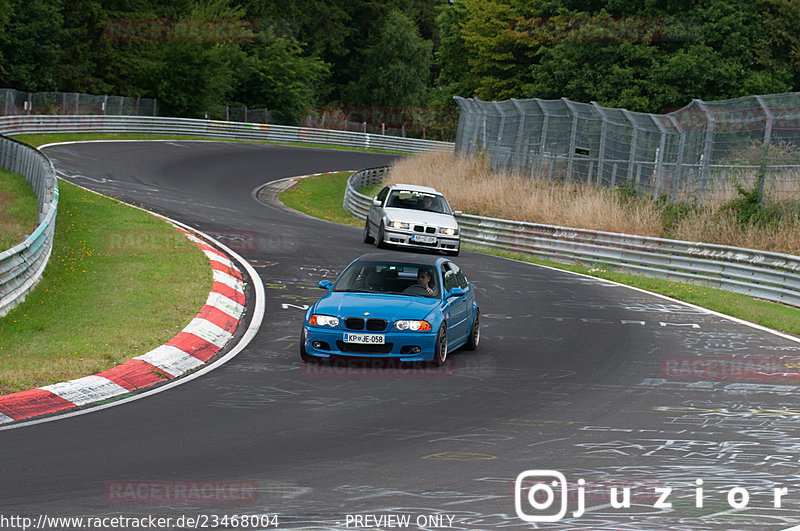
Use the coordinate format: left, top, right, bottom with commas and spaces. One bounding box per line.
303, 325, 438, 362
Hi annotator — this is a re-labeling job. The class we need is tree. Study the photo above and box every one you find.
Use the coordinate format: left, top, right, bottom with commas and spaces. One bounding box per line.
432, 0, 479, 106
143, 0, 248, 117
0, 0, 62, 91
345, 9, 432, 107
460, 0, 552, 101
235, 28, 329, 124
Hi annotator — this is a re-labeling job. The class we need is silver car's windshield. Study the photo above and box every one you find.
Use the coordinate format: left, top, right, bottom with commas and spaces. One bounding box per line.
333, 261, 439, 298
386, 190, 451, 215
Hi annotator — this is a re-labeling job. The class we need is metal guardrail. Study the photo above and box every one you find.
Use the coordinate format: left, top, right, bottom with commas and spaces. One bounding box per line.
345, 167, 800, 309
0, 115, 455, 155
0, 137, 58, 317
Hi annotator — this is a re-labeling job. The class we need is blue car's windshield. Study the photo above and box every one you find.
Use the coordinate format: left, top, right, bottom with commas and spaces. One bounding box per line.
385, 190, 451, 215
333, 261, 439, 298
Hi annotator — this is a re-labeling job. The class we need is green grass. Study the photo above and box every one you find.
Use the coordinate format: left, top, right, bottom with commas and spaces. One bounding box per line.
279, 173, 800, 337
0, 179, 211, 395
280, 172, 363, 227
12, 132, 406, 154
0, 169, 39, 250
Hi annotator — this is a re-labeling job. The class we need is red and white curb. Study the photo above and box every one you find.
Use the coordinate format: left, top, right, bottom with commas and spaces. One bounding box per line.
0, 228, 247, 425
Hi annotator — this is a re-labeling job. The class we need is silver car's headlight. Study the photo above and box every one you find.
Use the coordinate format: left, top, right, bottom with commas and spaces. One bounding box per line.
440, 227, 458, 236
389, 221, 410, 230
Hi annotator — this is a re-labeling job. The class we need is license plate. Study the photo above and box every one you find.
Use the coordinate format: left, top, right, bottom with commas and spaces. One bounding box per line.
412, 234, 437, 244
343, 333, 385, 344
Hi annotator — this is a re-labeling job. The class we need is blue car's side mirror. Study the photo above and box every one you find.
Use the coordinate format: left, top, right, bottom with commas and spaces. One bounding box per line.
318, 280, 332, 290
448, 287, 465, 298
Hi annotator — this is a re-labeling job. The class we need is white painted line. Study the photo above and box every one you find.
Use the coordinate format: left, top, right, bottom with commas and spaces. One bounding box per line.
135, 345, 204, 378
497, 255, 800, 345
0, 412, 14, 424
41, 376, 129, 407
206, 291, 245, 320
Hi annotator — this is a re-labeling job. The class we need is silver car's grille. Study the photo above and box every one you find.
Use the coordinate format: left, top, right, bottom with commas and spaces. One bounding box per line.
413, 225, 436, 234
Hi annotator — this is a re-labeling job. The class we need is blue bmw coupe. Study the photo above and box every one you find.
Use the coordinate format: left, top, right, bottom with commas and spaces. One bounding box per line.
301, 252, 479, 366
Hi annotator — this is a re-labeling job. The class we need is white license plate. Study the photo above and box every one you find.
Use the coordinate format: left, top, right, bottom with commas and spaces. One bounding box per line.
343, 333, 385, 344
412, 234, 437, 244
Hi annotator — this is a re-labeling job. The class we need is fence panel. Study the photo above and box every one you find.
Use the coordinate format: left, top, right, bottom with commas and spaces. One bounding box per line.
455, 92, 800, 204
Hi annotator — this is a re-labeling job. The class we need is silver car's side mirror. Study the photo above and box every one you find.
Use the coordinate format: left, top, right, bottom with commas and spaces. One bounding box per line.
372, 198, 381, 206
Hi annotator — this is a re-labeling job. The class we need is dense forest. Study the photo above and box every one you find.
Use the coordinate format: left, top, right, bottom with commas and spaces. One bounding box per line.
0, 0, 797, 128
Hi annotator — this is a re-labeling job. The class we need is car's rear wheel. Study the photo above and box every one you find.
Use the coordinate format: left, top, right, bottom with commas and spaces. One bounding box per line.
376, 222, 388, 249
433, 324, 447, 366
363, 219, 374, 244
465, 310, 480, 350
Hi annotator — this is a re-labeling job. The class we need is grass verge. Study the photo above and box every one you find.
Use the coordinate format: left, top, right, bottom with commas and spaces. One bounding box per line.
280, 172, 800, 337
280, 172, 362, 227
0, 179, 211, 395
0, 169, 39, 250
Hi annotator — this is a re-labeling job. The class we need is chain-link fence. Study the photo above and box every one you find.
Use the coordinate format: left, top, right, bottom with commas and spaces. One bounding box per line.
454, 93, 800, 204
0, 88, 158, 117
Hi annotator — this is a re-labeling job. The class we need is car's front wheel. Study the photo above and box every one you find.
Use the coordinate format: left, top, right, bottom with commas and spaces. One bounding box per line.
465, 310, 479, 350
363, 219, 375, 244
376, 222, 388, 249
432, 324, 448, 366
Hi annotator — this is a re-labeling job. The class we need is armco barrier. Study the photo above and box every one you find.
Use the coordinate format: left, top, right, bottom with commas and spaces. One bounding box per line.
345, 167, 800, 309
0, 137, 58, 317
0, 115, 455, 155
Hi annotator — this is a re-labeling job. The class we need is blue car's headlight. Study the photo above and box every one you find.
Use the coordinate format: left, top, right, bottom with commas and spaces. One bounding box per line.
393, 320, 431, 331
309, 314, 339, 327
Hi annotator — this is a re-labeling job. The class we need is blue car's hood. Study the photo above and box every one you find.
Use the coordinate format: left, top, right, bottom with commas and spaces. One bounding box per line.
314, 292, 439, 320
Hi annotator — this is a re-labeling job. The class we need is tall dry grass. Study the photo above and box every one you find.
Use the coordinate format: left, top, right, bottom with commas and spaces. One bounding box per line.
385, 151, 800, 255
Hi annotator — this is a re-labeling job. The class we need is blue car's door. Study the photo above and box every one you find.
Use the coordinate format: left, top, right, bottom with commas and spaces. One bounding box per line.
440, 262, 469, 345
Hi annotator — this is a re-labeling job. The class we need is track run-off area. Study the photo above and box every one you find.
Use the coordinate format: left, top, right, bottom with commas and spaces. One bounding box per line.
2, 141, 800, 530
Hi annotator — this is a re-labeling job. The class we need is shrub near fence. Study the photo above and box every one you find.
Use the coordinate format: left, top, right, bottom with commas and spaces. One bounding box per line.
0, 137, 58, 317
344, 167, 800, 309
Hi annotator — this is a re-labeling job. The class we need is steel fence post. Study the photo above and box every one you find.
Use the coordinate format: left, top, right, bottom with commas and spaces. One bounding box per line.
621, 109, 638, 191
563, 98, 578, 183
511, 99, 527, 175
695, 99, 715, 205
535, 99, 549, 181
591, 102, 608, 186
755, 95, 773, 201
650, 114, 668, 200
668, 115, 686, 203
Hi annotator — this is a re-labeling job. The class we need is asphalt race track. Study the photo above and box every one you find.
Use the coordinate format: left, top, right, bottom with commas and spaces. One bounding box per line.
2, 141, 800, 530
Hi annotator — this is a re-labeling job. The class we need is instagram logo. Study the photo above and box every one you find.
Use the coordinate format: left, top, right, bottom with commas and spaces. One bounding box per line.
514, 470, 570, 522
